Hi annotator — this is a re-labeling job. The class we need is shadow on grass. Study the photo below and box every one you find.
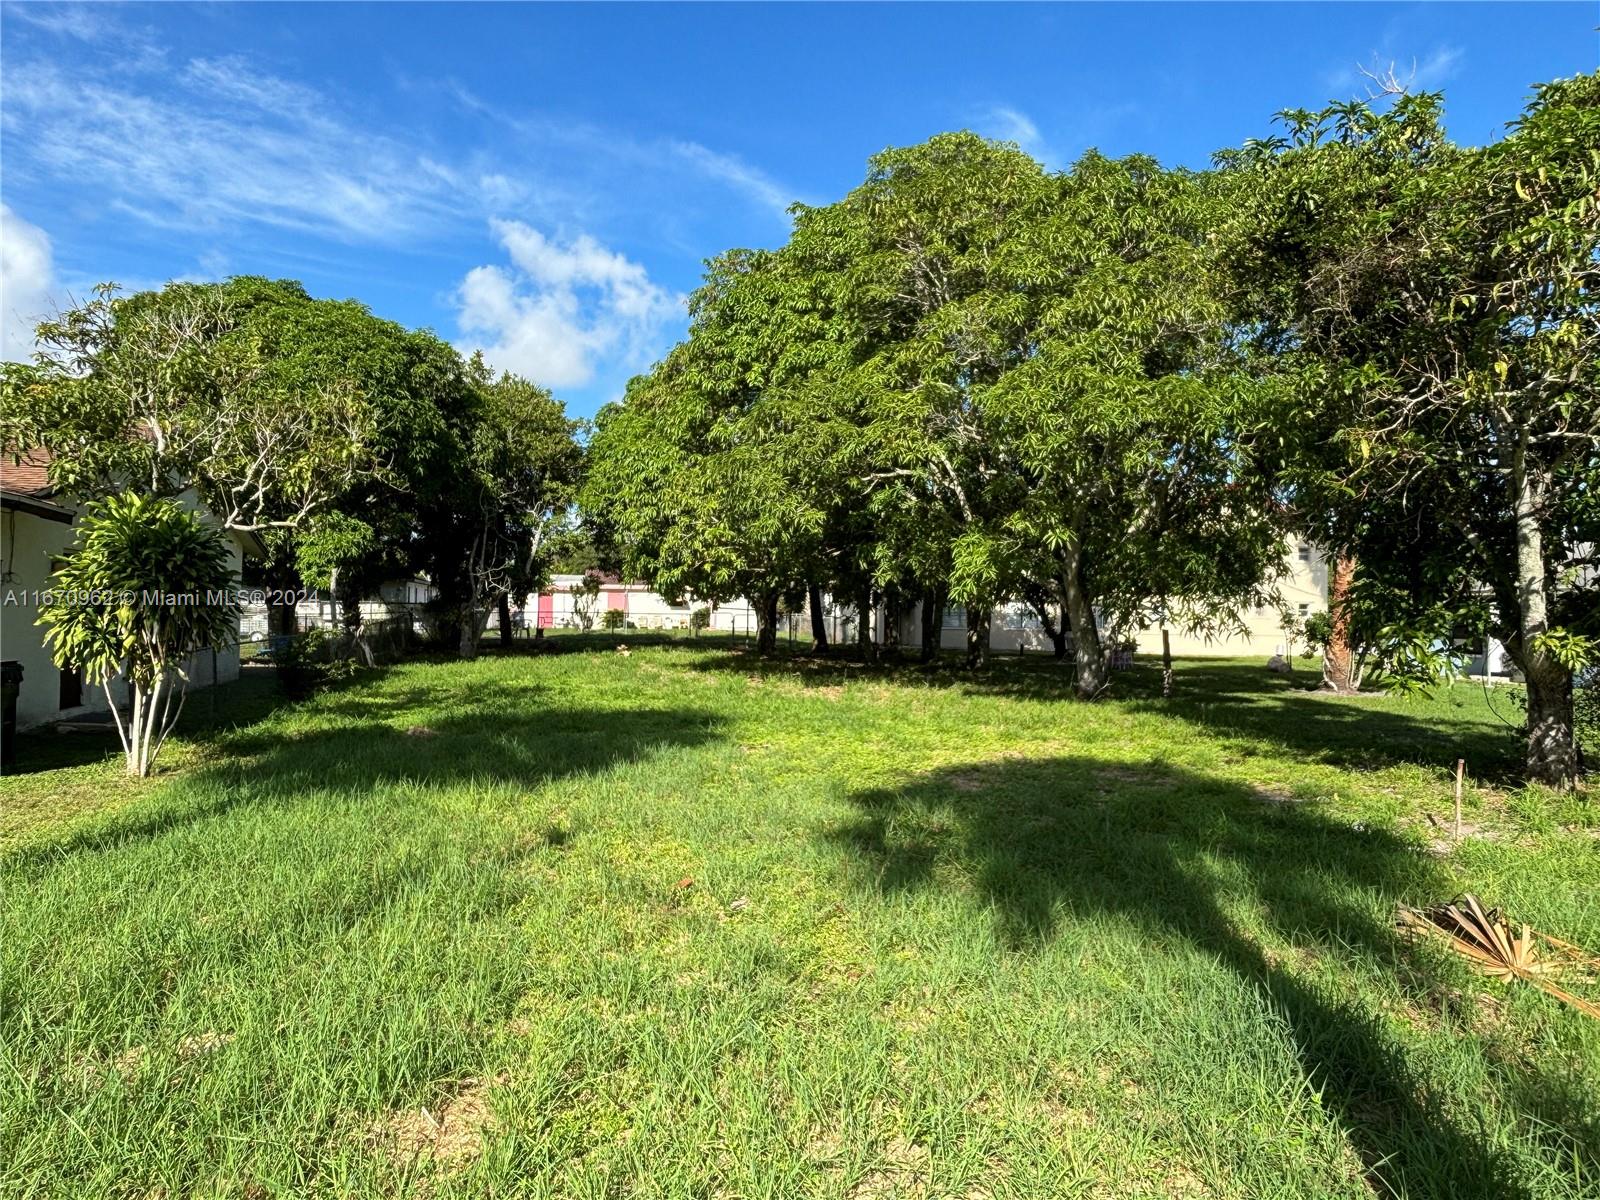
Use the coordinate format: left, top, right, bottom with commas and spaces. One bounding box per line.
676, 644, 1517, 779
7, 684, 726, 865
829, 755, 1594, 1199
1, 666, 294, 778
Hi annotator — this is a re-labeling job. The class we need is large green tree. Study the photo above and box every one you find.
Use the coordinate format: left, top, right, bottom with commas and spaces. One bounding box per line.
423, 356, 583, 659
1226, 75, 1599, 786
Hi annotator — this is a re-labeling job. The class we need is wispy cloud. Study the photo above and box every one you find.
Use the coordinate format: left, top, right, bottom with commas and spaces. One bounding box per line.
975, 105, 1045, 157
437, 80, 803, 224
2, 58, 463, 242
454, 220, 683, 389
667, 141, 797, 219
4, 1, 168, 69
969, 103, 1139, 169
1412, 46, 1465, 90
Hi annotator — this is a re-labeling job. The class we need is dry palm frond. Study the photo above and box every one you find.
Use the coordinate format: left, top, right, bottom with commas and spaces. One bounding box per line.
1397, 894, 1600, 1019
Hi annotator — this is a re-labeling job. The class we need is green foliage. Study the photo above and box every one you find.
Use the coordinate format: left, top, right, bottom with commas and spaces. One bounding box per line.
568, 574, 602, 631
1301, 611, 1334, 656
0, 280, 406, 531
272, 628, 350, 700
1220, 72, 1600, 785
601, 608, 626, 631
1576, 674, 1597, 766
587, 134, 1287, 681
422, 356, 583, 657
39, 495, 239, 775
691, 605, 711, 633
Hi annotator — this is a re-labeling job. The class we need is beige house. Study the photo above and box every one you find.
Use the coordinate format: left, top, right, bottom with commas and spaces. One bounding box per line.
882, 537, 1328, 658
1, 452, 259, 732
1132, 538, 1329, 658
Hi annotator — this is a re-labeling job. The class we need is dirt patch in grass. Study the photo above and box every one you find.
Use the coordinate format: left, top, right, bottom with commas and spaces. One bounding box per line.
367, 1075, 501, 1168
846, 1135, 932, 1200
1251, 783, 1299, 805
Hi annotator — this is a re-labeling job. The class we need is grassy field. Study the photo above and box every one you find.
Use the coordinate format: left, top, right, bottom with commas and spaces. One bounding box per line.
3, 638, 1596, 1199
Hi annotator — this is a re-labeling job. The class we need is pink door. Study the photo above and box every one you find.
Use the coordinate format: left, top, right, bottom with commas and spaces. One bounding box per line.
537, 593, 554, 628
603, 590, 627, 614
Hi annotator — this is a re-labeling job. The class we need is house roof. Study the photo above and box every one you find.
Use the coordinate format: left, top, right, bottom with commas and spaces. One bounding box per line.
0, 448, 55, 498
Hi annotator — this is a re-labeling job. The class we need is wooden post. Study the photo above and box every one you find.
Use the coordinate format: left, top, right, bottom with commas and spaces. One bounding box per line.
1454, 759, 1465, 840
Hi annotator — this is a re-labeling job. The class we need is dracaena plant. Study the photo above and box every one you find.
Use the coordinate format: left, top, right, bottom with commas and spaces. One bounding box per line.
40, 495, 241, 776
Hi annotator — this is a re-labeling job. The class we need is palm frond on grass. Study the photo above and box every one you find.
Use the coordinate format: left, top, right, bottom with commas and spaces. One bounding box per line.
1397, 893, 1600, 1019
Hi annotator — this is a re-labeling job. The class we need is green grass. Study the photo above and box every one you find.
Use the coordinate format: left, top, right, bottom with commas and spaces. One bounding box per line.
3, 639, 1596, 1199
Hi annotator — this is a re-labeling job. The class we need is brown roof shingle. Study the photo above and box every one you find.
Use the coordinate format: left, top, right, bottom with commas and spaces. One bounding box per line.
0, 448, 54, 497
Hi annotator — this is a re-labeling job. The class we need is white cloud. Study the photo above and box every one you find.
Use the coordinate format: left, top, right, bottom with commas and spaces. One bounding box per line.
977, 105, 1044, 156
2, 41, 801, 256
454, 220, 682, 389
5, 3, 168, 70
0, 206, 56, 361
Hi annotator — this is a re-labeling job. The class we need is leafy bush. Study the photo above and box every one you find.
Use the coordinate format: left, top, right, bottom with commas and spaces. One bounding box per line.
691, 606, 711, 634
1301, 611, 1333, 659
40, 495, 239, 776
601, 608, 626, 630
274, 629, 331, 700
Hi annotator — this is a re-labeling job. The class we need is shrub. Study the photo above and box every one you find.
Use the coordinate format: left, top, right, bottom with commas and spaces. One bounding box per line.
601, 608, 626, 630
40, 495, 239, 776
1301, 611, 1333, 660
691, 606, 711, 635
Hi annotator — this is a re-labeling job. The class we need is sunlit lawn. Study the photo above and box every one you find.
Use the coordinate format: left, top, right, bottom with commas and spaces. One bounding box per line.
2, 638, 1596, 1198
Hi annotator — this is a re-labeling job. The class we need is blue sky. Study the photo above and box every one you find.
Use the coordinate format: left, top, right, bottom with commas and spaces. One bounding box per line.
1, 2, 1593, 417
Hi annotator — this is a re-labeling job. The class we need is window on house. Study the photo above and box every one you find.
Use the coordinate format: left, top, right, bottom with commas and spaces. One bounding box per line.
1298, 544, 1312, 563
1298, 603, 1310, 618
942, 606, 966, 629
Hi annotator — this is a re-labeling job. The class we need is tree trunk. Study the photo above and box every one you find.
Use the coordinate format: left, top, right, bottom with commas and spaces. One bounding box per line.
1511, 438, 1576, 787
338, 584, 374, 667
808, 583, 829, 654
1030, 597, 1067, 659
858, 584, 876, 663
457, 604, 481, 660
497, 592, 514, 647
1162, 627, 1173, 699
920, 584, 944, 664
965, 604, 991, 670
339, 587, 361, 638
1061, 545, 1107, 699
883, 587, 902, 659
268, 563, 300, 637
756, 590, 779, 656
1321, 550, 1359, 693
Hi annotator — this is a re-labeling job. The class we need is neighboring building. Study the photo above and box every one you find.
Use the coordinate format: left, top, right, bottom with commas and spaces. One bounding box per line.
509, 574, 761, 634
239, 577, 435, 640
881, 539, 1329, 659
482, 540, 1331, 658
1, 450, 261, 731
1129, 538, 1329, 658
